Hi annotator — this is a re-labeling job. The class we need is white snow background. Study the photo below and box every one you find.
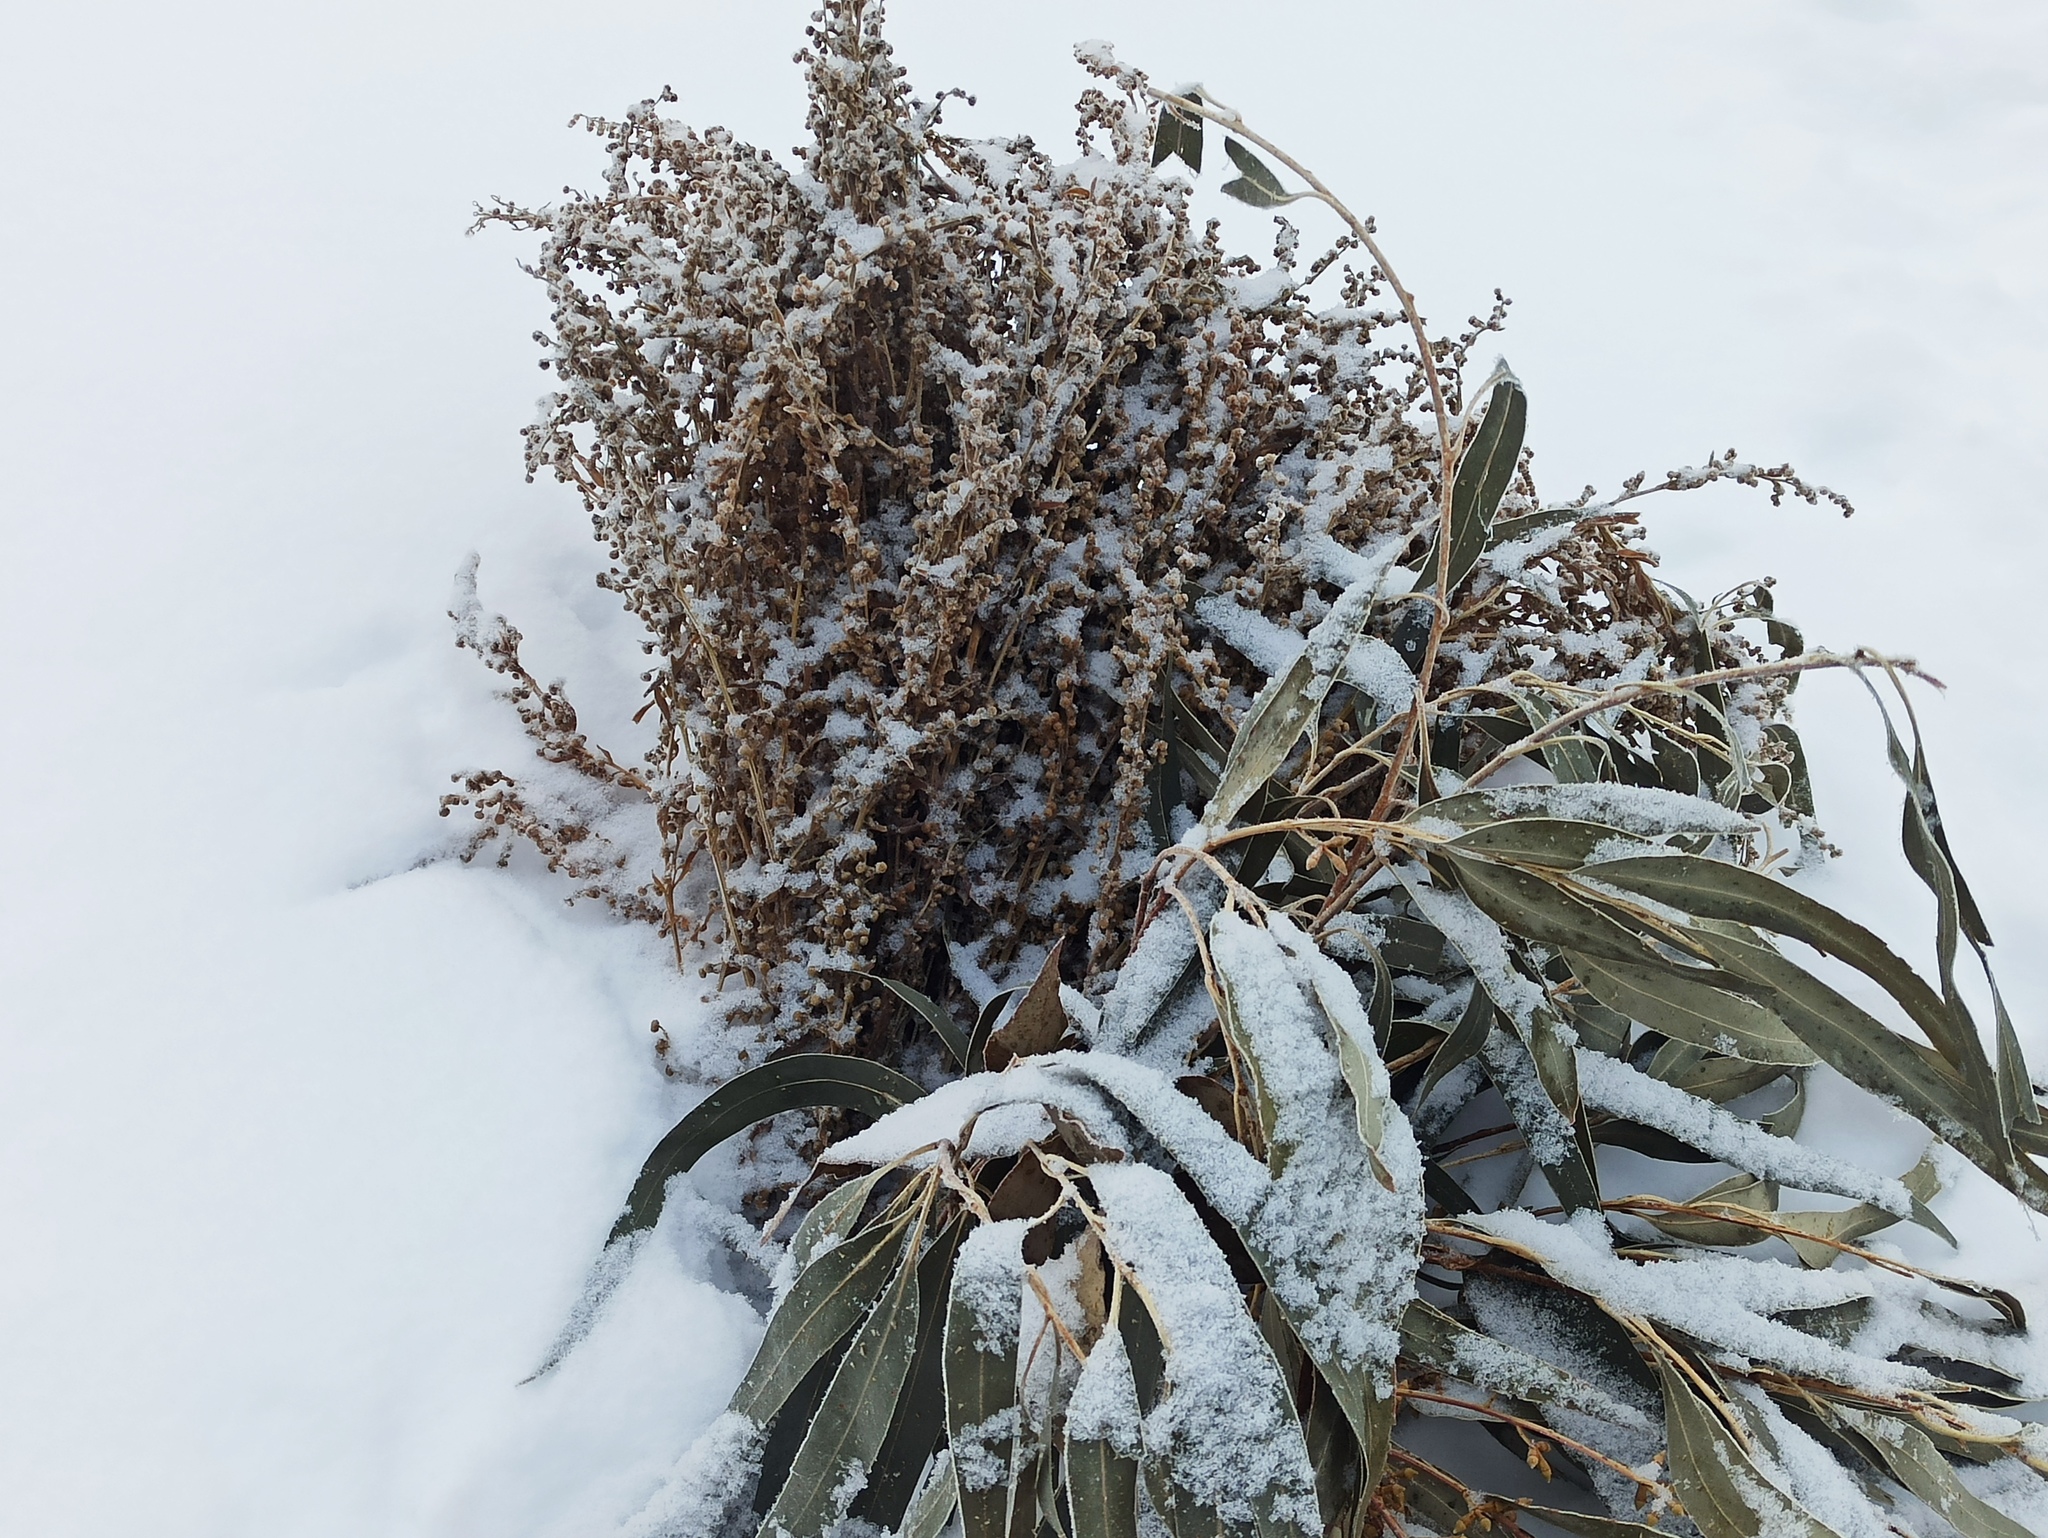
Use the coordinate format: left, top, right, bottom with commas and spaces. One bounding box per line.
2, 1, 2045, 1533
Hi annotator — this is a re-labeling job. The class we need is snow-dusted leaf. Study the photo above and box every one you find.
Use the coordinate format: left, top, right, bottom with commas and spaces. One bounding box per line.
1151, 93, 1204, 173
1829, 1404, 2034, 1538
1184, 912, 1423, 1483
1688, 923, 2046, 1209
615, 1055, 927, 1244
1443, 379, 1528, 592
1089, 1161, 1321, 1538
1448, 816, 1649, 869
1064, 1328, 1141, 1538
944, 1221, 1026, 1538
893, 1449, 957, 1538
1654, 1355, 1842, 1538
1565, 947, 1813, 1066
526, 1054, 926, 1381
1445, 849, 1652, 966
1397, 1300, 1652, 1430
1586, 855, 1976, 1081
857, 1220, 968, 1529
789, 1168, 888, 1275
761, 1223, 926, 1538
732, 1219, 905, 1426
1201, 576, 1377, 832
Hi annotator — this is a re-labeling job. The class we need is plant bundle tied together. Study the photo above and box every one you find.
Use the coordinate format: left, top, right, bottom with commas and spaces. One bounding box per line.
465, 8, 2048, 1538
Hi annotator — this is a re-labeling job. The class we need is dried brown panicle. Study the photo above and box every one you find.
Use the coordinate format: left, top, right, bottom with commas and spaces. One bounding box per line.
453, 1, 1821, 1055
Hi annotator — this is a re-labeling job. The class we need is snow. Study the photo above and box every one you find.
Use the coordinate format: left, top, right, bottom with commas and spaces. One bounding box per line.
7, 2, 2048, 1534
1086, 1162, 1322, 1531
1459, 1210, 1941, 1395
1575, 1049, 1915, 1213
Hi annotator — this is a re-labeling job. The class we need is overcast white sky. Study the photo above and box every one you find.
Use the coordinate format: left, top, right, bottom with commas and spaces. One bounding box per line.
3, 3, 2046, 1534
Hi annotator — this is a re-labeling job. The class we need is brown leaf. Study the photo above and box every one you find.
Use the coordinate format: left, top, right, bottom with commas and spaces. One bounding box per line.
984, 939, 1070, 1070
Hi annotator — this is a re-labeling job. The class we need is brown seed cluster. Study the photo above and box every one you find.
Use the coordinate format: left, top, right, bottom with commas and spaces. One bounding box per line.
451, 2, 1817, 1055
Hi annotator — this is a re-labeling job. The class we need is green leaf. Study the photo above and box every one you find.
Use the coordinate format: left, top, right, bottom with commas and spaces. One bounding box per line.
1774, 1146, 1954, 1266
855, 1220, 969, 1529
1449, 816, 1645, 870
1564, 947, 1814, 1066
1219, 137, 1301, 206
1064, 1335, 1141, 1538
1828, 1405, 2034, 1538
965, 985, 1025, 1075
1445, 380, 1528, 592
945, 1225, 1025, 1538
1398, 1300, 1650, 1428
839, 972, 971, 1070
1685, 922, 2048, 1209
1583, 856, 1966, 1081
526, 1054, 927, 1382
614, 1054, 928, 1244
1093, 1162, 1321, 1538
896, 1450, 959, 1538
1202, 579, 1377, 832
1485, 506, 1581, 550
1415, 978, 1494, 1112
1638, 1173, 1778, 1248
1654, 1356, 1843, 1538
730, 1218, 907, 1424
1445, 851, 1657, 966
761, 1221, 928, 1538
1477, 1009, 1602, 1213
1151, 94, 1204, 173
789, 1167, 889, 1274
1514, 690, 1600, 784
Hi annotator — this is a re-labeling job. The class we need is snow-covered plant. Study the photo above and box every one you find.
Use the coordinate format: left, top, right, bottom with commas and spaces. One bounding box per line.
476, 6, 2048, 1536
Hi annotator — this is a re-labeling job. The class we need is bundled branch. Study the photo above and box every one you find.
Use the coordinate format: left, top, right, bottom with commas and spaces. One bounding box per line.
465, 7, 2048, 1538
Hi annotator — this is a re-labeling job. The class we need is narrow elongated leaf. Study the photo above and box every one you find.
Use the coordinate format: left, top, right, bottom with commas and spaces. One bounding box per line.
1638, 1173, 1778, 1248
789, 1167, 888, 1273
1151, 92, 1203, 172
762, 1222, 926, 1538
1202, 578, 1377, 831
1515, 691, 1599, 784
1829, 1405, 2033, 1538
1091, 1161, 1322, 1538
1773, 1147, 1952, 1265
1444, 380, 1528, 591
896, 1450, 958, 1538
615, 1055, 928, 1243
1064, 1329, 1141, 1538
1478, 1018, 1602, 1213
1416, 982, 1495, 1111
945, 1222, 1026, 1538
1687, 923, 2048, 1208
526, 1055, 927, 1381
842, 973, 970, 1070
1583, 857, 1970, 1080
731, 1218, 907, 1425
965, 985, 1025, 1074
1564, 947, 1813, 1066
1449, 816, 1645, 869
1655, 1356, 1842, 1538
1446, 852, 1656, 966
856, 1220, 969, 1529
1398, 1300, 1650, 1428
